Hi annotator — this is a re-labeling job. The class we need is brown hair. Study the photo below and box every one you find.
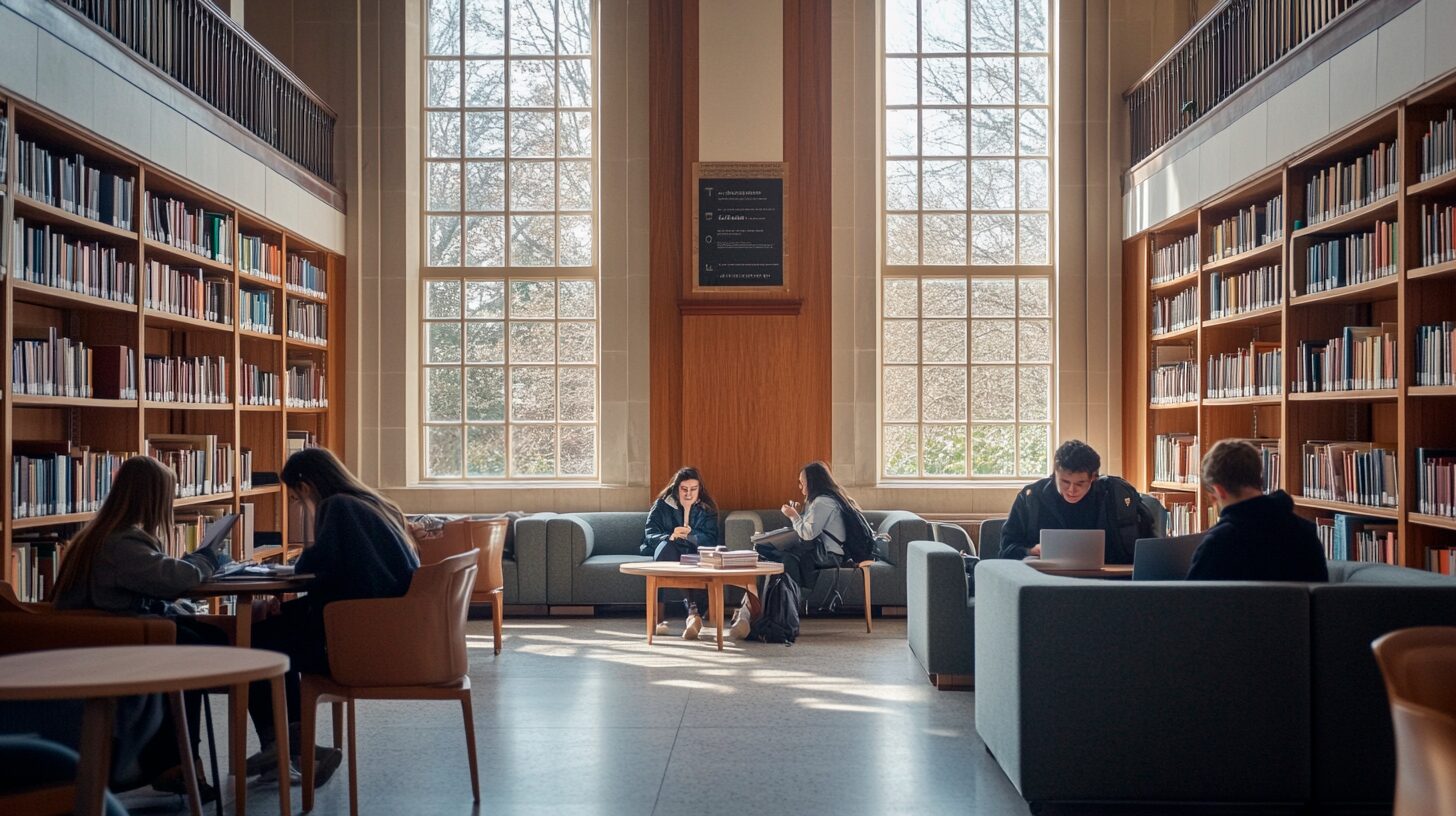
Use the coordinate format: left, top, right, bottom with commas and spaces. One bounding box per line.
52, 456, 177, 602
802, 460, 861, 511
1200, 439, 1265, 493
653, 466, 717, 513
281, 447, 411, 545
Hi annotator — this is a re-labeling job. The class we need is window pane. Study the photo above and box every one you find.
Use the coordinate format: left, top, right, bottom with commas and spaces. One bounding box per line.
883, 366, 919, 422
510, 280, 555, 317
428, 0, 461, 55
883, 279, 919, 317
558, 0, 592, 55
466, 366, 505, 420
510, 215, 556, 265
464, 0, 506, 55
883, 425, 920, 477
971, 0, 1016, 52
428, 112, 462, 158
1018, 319, 1051, 362
1019, 424, 1051, 477
885, 0, 918, 53
558, 279, 596, 317
559, 161, 592, 210
429, 161, 462, 211
465, 112, 506, 157
510, 59, 556, 107
884, 320, 919, 364
429, 216, 462, 266
1019, 158, 1049, 209
922, 160, 967, 209
559, 367, 596, 421
465, 162, 505, 211
922, 0, 967, 52
560, 59, 592, 108
464, 59, 505, 106
970, 278, 1016, 315
428, 60, 462, 107
510, 321, 556, 363
1018, 278, 1050, 316
921, 278, 967, 316
558, 321, 596, 362
510, 425, 556, 476
427, 367, 463, 421
1019, 213, 1049, 264
466, 425, 506, 477
922, 109, 967, 156
923, 424, 967, 476
886, 110, 918, 157
465, 320, 505, 362
922, 319, 967, 363
971, 56, 1014, 104
1019, 56, 1049, 104
971, 319, 1015, 362
1018, 365, 1051, 421
922, 366, 967, 421
427, 280, 462, 318
922, 57, 967, 105
971, 366, 1015, 420
1019, 0, 1050, 51
466, 280, 505, 317
1019, 108, 1048, 155
560, 426, 595, 476
885, 58, 918, 106
885, 215, 919, 265
509, 112, 556, 157
922, 214, 967, 265
559, 111, 592, 157
465, 216, 505, 266
510, 162, 556, 210
510, 366, 556, 420
970, 159, 1015, 209
427, 426, 463, 477
428, 323, 462, 363
886, 161, 920, 211
509, 0, 555, 54
971, 108, 1015, 156
971, 424, 1015, 475
970, 213, 1016, 264
558, 215, 593, 266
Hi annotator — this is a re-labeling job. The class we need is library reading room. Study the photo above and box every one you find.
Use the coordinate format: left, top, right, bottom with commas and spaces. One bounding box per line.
3, 0, 1456, 814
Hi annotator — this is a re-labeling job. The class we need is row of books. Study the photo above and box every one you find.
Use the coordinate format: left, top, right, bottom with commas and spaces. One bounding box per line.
1421, 108, 1455, 181
685, 548, 758, 569
241, 362, 281, 406
1315, 513, 1397, 564
1416, 448, 1456, 518
240, 289, 276, 333
10, 534, 60, 603
146, 193, 233, 263
1425, 548, 1456, 576
144, 261, 232, 325
0, 112, 7, 184
287, 255, 327, 298
1205, 195, 1283, 262
1154, 433, 1199, 485
12, 332, 135, 399
286, 360, 328, 408
1293, 324, 1398, 393
1206, 342, 1281, 398
1415, 322, 1455, 387
1303, 222, 1398, 294
1418, 202, 1454, 267
144, 434, 235, 497
143, 355, 228, 404
1252, 438, 1281, 493
1165, 501, 1197, 537
238, 234, 282, 282
1304, 139, 1399, 225
16, 138, 135, 229
1151, 234, 1198, 284
1150, 345, 1197, 404
288, 301, 328, 344
1151, 286, 1197, 335
12, 444, 134, 518
14, 218, 137, 304
1301, 441, 1398, 509
1208, 265, 1281, 319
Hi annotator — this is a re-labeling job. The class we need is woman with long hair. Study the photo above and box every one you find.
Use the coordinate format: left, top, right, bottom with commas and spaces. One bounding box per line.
755, 461, 860, 595
641, 466, 720, 638
52, 455, 231, 798
244, 446, 419, 784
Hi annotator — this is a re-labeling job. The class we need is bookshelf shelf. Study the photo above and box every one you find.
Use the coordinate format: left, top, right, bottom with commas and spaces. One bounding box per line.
11, 395, 138, 409
239, 403, 284, 412
1203, 304, 1283, 328
11, 512, 96, 530
1150, 323, 1199, 343
239, 273, 284, 291
1409, 513, 1456, 532
1204, 240, 1283, 272
1292, 496, 1399, 519
1408, 260, 1456, 282
142, 239, 234, 273
285, 287, 329, 305
1409, 168, 1456, 197
13, 194, 139, 242
173, 492, 238, 508
252, 545, 286, 561
285, 337, 329, 351
1288, 389, 1399, 402
1288, 275, 1398, 307
143, 309, 234, 333
1150, 481, 1199, 492
240, 327, 282, 341
285, 406, 330, 414
143, 401, 235, 412
1204, 394, 1282, 406
241, 485, 282, 498
12, 280, 138, 314
1291, 195, 1398, 240
1409, 385, 1456, 397
1150, 269, 1200, 293
1150, 400, 1199, 410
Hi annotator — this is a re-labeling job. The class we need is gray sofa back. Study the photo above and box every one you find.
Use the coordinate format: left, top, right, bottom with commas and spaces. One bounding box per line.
546, 512, 651, 604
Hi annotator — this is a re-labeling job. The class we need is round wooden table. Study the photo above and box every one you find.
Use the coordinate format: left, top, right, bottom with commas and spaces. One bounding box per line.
0, 645, 293, 816
618, 562, 784, 650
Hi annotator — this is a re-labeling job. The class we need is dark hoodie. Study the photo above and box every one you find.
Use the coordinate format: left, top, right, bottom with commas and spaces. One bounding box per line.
1186, 490, 1328, 582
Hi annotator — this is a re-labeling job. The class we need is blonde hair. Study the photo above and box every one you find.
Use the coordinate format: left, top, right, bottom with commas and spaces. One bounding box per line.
52, 456, 177, 602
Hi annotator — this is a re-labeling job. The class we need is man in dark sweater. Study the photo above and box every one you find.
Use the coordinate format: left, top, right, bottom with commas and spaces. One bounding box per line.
1186, 439, 1328, 582
999, 440, 1154, 564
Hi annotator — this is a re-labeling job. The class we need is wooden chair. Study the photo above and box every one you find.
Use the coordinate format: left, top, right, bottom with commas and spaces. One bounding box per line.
412, 517, 510, 654
1371, 627, 1456, 816
299, 550, 480, 815
854, 561, 874, 633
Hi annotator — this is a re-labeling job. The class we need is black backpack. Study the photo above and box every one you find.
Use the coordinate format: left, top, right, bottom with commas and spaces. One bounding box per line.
749, 573, 801, 645
827, 498, 881, 564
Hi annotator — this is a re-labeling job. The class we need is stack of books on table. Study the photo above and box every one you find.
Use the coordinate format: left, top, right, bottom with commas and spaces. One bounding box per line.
698, 547, 758, 569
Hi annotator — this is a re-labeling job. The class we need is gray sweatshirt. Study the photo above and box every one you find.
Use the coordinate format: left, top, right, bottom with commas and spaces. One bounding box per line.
54, 527, 220, 615
791, 496, 846, 556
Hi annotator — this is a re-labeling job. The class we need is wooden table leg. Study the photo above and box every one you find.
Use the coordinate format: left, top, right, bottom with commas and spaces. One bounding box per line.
271, 676, 293, 816
230, 683, 248, 815
710, 582, 725, 651
75, 697, 115, 816
645, 576, 657, 644
233, 592, 254, 648
167, 692, 204, 816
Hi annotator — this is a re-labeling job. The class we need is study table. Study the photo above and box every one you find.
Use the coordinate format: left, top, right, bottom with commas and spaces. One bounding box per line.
1024, 564, 1135, 579
618, 562, 784, 650
0, 645, 291, 816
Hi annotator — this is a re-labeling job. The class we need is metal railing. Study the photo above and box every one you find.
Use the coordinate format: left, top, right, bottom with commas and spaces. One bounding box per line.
53, 0, 337, 184
1125, 0, 1363, 166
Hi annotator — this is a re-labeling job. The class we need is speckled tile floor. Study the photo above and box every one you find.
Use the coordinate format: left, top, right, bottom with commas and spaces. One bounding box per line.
119, 615, 1029, 816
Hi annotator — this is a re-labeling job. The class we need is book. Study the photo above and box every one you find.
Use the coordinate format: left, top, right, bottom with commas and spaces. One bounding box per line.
92, 345, 137, 400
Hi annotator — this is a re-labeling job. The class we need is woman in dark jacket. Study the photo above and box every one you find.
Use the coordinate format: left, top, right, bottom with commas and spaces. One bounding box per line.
641, 466, 719, 639
245, 446, 420, 784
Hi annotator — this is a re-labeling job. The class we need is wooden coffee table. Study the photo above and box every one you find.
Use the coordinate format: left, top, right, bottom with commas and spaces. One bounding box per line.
619, 561, 784, 650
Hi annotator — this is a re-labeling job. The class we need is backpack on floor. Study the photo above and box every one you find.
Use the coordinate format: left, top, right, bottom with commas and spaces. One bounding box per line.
749, 573, 801, 645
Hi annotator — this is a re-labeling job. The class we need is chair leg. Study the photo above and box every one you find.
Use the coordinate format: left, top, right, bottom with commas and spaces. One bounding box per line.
460, 692, 480, 802
492, 589, 503, 655
346, 700, 359, 816
861, 564, 873, 633
301, 680, 319, 812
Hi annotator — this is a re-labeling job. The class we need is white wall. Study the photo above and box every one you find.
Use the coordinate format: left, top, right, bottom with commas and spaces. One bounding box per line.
0, 0, 346, 251
1123, 0, 1456, 237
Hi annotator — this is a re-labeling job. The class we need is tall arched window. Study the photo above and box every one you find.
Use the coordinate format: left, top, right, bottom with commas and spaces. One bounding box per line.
881, 0, 1054, 480
421, 0, 598, 480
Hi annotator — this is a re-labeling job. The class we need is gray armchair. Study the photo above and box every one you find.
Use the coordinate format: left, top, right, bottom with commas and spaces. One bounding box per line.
906, 540, 974, 689
544, 513, 653, 605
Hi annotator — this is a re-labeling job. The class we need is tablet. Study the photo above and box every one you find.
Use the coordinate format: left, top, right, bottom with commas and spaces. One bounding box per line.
195, 514, 241, 554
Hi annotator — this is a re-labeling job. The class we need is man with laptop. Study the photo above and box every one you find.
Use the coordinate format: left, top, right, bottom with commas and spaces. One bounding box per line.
1000, 440, 1154, 565
1185, 440, 1327, 582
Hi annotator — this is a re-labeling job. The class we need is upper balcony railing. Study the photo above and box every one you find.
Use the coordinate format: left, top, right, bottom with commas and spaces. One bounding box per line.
1125, 0, 1363, 166
53, 0, 337, 185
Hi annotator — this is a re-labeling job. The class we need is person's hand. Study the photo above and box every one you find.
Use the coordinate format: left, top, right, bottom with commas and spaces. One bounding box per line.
781, 501, 801, 521
1028, 544, 1042, 557
670, 526, 692, 540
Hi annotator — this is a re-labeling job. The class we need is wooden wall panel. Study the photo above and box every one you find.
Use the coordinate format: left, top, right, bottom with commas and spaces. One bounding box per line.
648, 0, 833, 508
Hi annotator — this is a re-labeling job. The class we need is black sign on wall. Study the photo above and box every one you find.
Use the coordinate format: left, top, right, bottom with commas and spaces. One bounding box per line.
696, 174, 785, 288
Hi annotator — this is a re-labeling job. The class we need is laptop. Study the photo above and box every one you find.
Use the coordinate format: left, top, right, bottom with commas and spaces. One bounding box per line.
1132, 533, 1207, 581
1027, 529, 1105, 569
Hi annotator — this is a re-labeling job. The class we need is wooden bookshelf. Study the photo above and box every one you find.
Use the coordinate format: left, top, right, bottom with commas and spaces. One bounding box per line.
0, 96, 344, 597
1123, 72, 1456, 572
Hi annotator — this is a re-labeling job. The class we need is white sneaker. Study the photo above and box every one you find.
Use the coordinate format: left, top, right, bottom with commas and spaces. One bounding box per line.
728, 608, 751, 640
655, 620, 669, 636
682, 614, 703, 640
